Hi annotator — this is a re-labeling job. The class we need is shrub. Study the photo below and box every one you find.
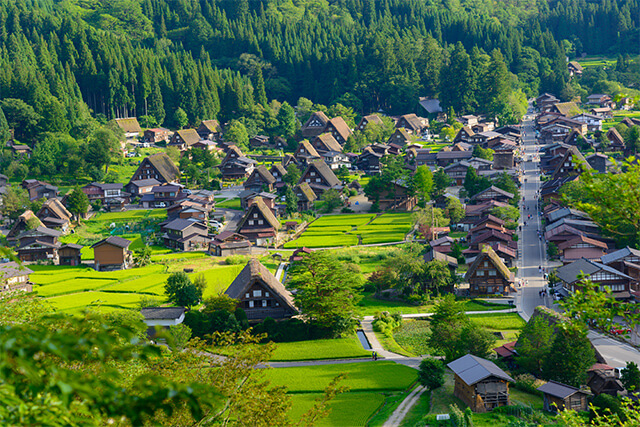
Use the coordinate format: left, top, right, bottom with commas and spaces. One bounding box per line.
225, 255, 250, 265
418, 357, 445, 390
372, 311, 403, 337
512, 374, 543, 396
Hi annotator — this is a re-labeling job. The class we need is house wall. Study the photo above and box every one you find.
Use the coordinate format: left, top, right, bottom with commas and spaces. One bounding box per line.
94, 244, 125, 268
237, 281, 293, 320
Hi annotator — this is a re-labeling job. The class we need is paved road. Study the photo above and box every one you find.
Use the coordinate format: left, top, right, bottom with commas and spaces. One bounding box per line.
516, 106, 640, 366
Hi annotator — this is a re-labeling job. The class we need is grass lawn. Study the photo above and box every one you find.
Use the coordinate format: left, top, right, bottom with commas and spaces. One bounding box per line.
368, 390, 414, 427
288, 392, 385, 427
216, 198, 242, 210
357, 293, 509, 316
270, 335, 371, 361
429, 371, 465, 414
46, 291, 147, 312
263, 361, 417, 393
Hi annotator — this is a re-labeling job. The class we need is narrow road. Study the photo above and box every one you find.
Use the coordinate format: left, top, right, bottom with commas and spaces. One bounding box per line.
516, 104, 640, 366
383, 385, 426, 427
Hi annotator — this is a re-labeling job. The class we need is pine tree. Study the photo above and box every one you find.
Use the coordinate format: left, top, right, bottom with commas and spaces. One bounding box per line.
253, 67, 267, 107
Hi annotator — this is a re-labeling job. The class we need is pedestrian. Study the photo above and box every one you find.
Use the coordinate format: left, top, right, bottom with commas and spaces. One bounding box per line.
372, 351, 375, 360
374, 351, 378, 361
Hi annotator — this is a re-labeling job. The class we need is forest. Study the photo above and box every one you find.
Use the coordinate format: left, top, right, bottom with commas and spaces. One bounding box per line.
0, 0, 637, 140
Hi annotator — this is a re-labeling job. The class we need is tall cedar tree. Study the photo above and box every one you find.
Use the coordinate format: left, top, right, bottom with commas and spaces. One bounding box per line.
542, 323, 595, 387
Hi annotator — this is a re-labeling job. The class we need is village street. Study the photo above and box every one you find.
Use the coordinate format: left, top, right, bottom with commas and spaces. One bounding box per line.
516, 108, 640, 367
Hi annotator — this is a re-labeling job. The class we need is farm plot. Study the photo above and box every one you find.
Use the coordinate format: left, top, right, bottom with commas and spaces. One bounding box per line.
47, 291, 147, 312
270, 335, 372, 361
358, 213, 413, 244
196, 264, 246, 297
288, 392, 385, 427
263, 361, 416, 393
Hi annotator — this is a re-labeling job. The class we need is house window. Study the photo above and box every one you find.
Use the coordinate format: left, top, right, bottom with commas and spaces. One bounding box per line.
316, 178, 321, 183
249, 220, 254, 225
265, 292, 270, 297
245, 293, 250, 299
254, 213, 258, 218
258, 220, 263, 225
310, 171, 316, 176
249, 301, 254, 308
262, 300, 267, 307
488, 270, 497, 276
253, 290, 262, 297
484, 261, 488, 267
477, 270, 485, 276
306, 179, 310, 183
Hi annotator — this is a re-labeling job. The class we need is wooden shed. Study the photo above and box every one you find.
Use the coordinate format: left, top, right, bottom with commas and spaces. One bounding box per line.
447, 354, 514, 413
537, 380, 590, 413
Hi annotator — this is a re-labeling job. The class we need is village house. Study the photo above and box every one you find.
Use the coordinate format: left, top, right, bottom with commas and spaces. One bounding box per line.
0, 262, 33, 293
197, 120, 223, 141
6, 210, 42, 244
536, 93, 560, 111
471, 122, 495, 134
249, 135, 270, 149
430, 236, 455, 254
606, 128, 625, 151
587, 366, 625, 397
550, 146, 591, 180
143, 128, 169, 144
537, 381, 590, 413
590, 107, 613, 119
448, 354, 514, 413
218, 145, 257, 180
436, 150, 473, 167
209, 231, 252, 257
311, 133, 343, 154
301, 111, 330, 139
140, 184, 186, 208
129, 153, 180, 184
470, 131, 501, 145
17, 226, 61, 263
549, 102, 579, 117
21, 179, 58, 201
586, 94, 612, 107
58, 243, 83, 266
555, 258, 633, 300
224, 258, 297, 321
269, 163, 288, 189
191, 140, 220, 152
557, 235, 608, 263
386, 128, 412, 147
294, 182, 317, 211
294, 140, 322, 166
465, 245, 515, 296
323, 117, 353, 145
125, 178, 161, 197
169, 129, 201, 151
454, 126, 475, 143
161, 218, 210, 251
424, 249, 458, 275
36, 198, 72, 231
443, 162, 469, 186
91, 236, 133, 271
601, 247, 640, 286
244, 165, 276, 193
586, 153, 609, 174
377, 180, 416, 211
236, 197, 281, 246
239, 190, 277, 211
572, 113, 603, 132
114, 117, 142, 138
457, 115, 479, 126
140, 307, 186, 337
298, 160, 343, 197
357, 114, 384, 131
568, 61, 583, 76
9, 143, 32, 158
395, 114, 429, 134
82, 183, 129, 210
356, 146, 385, 175
470, 186, 515, 205
167, 201, 209, 222
321, 150, 351, 170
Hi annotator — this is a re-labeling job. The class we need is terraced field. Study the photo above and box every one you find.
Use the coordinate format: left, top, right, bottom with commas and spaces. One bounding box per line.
283, 213, 413, 248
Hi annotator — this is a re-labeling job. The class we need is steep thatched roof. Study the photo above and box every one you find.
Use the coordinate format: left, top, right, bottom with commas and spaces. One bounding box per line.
465, 245, 513, 282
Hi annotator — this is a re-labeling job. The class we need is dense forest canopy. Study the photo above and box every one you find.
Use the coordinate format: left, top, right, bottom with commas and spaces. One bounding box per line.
0, 0, 637, 137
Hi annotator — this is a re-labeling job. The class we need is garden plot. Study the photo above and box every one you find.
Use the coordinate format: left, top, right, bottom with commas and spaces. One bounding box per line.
46, 291, 146, 313
357, 213, 413, 244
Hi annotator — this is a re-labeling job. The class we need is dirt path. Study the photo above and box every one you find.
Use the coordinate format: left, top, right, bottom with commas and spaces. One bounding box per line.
383, 385, 426, 427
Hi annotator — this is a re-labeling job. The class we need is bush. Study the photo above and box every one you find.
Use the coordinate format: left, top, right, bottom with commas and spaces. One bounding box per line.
512, 374, 543, 396
418, 357, 445, 390
225, 255, 250, 265
341, 207, 354, 213
372, 311, 403, 337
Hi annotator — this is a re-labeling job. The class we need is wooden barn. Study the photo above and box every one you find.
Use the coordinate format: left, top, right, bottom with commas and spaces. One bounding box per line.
537, 381, 590, 413
447, 354, 514, 413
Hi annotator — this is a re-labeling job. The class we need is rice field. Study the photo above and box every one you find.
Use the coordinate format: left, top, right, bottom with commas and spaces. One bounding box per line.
283, 213, 412, 248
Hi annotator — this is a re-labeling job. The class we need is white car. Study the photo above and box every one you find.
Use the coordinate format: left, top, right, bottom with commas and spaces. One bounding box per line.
210, 220, 223, 228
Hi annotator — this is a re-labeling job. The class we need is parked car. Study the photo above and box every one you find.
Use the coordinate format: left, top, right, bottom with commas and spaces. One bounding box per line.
609, 327, 631, 335
210, 220, 223, 228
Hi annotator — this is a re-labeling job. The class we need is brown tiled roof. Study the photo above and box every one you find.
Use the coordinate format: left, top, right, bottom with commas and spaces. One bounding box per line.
224, 258, 296, 312
91, 236, 132, 249
115, 117, 142, 133
314, 134, 343, 153
146, 153, 180, 183
465, 245, 514, 283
